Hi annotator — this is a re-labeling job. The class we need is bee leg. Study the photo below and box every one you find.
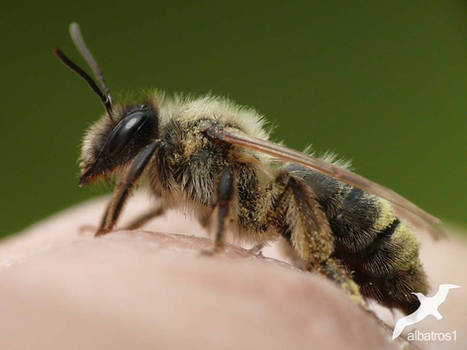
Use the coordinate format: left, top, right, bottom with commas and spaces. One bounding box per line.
317, 259, 366, 307
80, 197, 163, 233
197, 212, 212, 229
123, 204, 165, 230
274, 172, 334, 265
246, 242, 265, 256
95, 142, 160, 236
276, 172, 365, 306
201, 166, 234, 255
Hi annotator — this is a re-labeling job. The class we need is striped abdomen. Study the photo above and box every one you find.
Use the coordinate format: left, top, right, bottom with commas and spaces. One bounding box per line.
286, 164, 429, 314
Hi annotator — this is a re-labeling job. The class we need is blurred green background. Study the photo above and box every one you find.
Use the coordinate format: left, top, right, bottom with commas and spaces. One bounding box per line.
1, 1, 466, 238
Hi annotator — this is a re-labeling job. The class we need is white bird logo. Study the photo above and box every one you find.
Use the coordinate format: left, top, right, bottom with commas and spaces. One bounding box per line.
392, 284, 460, 340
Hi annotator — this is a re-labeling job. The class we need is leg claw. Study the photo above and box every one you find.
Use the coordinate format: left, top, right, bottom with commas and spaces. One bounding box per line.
94, 228, 111, 237
200, 244, 224, 256
246, 244, 264, 257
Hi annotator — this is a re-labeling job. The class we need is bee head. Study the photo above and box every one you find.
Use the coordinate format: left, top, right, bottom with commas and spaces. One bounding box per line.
78, 103, 159, 186
54, 23, 159, 186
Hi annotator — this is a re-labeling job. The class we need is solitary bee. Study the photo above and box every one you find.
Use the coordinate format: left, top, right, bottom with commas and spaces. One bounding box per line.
55, 23, 443, 314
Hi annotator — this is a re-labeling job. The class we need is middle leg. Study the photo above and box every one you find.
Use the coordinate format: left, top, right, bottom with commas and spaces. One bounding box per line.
202, 166, 235, 255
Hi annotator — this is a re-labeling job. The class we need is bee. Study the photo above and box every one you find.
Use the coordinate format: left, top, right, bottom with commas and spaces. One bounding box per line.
55, 23, 443, 314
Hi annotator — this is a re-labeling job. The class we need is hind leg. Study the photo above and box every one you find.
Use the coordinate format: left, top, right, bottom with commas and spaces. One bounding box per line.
273, 171, 365, 306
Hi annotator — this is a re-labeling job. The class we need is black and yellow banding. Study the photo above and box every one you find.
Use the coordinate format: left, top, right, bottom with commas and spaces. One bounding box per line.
287, 164, 428, 314
268, 170, 365, 306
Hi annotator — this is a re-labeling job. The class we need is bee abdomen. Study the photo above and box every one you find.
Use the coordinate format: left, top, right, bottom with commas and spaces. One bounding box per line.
333, 191, 429, 313
286, 165, 391, 255
287, 164, 429, 313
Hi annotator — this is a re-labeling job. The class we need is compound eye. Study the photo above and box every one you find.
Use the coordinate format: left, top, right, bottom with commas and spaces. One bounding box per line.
79, 104, 158, 186
104, 111, 150, 157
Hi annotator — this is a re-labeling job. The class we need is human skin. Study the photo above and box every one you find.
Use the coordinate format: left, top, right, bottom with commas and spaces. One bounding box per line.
0, 193, 465, 350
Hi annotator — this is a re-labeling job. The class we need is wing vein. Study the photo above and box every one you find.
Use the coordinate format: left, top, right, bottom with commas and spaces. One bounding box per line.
205, 124, 442, 238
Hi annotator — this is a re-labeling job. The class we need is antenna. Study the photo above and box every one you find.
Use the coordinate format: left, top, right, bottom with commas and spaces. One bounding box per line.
53, 22, 114, 119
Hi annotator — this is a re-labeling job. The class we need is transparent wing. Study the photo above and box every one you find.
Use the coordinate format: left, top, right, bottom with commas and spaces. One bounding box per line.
204, 123, 444, 239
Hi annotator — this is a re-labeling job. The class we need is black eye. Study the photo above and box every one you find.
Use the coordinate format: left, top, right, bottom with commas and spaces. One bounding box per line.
101, 105, 158, 161
79, 105, 158, 186
105, 112, 149, 156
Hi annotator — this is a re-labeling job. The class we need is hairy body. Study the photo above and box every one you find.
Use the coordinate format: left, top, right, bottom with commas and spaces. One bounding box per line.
82, 91, 428, 314
55, 23, 432, 316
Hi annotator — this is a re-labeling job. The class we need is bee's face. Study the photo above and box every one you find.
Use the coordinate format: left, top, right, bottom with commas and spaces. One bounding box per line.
53, 24, 162, 187
79, 103, 159, 186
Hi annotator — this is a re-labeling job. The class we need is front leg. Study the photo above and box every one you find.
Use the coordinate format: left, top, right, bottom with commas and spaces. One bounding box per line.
96, 142, 161, 236
201, 166, 235, 255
